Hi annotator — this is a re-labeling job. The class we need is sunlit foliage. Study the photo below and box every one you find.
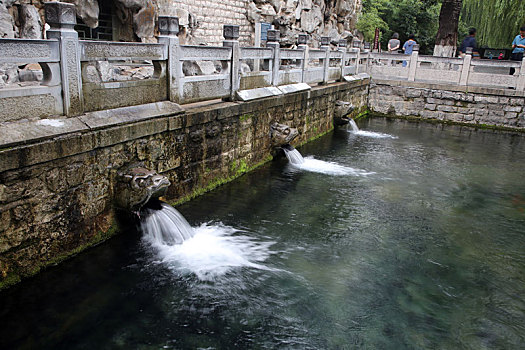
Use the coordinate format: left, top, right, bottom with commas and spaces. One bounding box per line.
357, 0, 441, 54
461, 0, 525, 48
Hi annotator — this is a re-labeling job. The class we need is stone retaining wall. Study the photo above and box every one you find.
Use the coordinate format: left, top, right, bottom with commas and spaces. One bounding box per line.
0, 80, 369, 288
369, 80, 525, 129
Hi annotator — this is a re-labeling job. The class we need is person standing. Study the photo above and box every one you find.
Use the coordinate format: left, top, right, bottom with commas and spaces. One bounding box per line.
510, 26, 525, 75
402, 35, 417, 67
388, 33, 400, 53
459, 28, 478, 57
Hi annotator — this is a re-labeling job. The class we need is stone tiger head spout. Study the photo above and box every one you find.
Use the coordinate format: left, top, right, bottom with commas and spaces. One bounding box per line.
333, 100, 356, 126
114, 165, 171, 212
270, 123, 299, 148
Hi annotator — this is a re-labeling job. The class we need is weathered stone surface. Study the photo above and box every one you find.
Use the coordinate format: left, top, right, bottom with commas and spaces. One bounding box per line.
65, 0, 98, 28
0, 3, 15, 38
277, 82, 310, 94
19, 4, 42, 39
369, 81, 525, 130
133, 1, 155, 39
114, 166, 170, 211
236, 86, 283, 101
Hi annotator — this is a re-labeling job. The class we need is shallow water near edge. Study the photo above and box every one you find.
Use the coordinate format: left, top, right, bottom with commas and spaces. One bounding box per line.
1, 117, 525, 349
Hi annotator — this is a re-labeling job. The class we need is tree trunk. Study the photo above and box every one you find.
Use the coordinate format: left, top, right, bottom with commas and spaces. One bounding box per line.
433, 0, 462, 57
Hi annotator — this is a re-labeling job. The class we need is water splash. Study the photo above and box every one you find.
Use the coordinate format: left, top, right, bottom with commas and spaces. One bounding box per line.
292, 157, 375, 176
348, 119, 398, 139
140, 203, 275, 280
141, 202, 195, 245
349, 119, 360, 132
283, 145, 373, 176
282, 145, 305, 165
145, 223, 276, 281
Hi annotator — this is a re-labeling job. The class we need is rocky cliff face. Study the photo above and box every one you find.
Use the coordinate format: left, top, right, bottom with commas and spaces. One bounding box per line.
246, 0, 361, 47
0, 0, 361, 45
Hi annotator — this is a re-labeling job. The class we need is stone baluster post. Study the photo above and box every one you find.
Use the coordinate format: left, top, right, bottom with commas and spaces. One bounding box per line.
320, 36, 330, 84
267, 29, 280, 86
44, 1, 83, 116
158, 16, 182, 103
363, 42, 371, 73
408, 44, 419, 82
517, 57, 525, 91
297, 34, 309, 83
338, 39, 347, 81
459, 47, 473, 86
223, 25, 240, 100
352, 39, 361, 74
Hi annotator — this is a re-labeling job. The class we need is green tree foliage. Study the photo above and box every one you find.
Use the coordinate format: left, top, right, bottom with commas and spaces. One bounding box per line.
461, 0, 525, 48
357, 0, 441, 55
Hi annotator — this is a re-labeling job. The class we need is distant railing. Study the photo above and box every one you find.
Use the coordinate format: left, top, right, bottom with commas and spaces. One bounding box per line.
365, 46, 525, 90
0, 1, 524, 123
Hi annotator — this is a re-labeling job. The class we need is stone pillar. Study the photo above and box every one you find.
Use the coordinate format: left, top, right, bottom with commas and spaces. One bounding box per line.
459, 47, 472, 86
352, 40, 361, 74
408, 44, 419, 82
338, 39, 347, 81
45, 1, 83, 116
298, 34, 309, 83
158, 16, 182, 103
362, 42, 371, 73
223, 25, 240, 100
517, 57, 525, 91
267, 29, 280, 86
320, 36, 330, 84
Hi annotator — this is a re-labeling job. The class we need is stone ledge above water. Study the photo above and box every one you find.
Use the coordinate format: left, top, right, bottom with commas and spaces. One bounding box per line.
0, 101, 184, 149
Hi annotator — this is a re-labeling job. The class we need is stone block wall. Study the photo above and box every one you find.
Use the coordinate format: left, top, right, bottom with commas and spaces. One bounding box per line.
369, 80, 525, 129
157, 0, 253, 46
0, 80, 369, 288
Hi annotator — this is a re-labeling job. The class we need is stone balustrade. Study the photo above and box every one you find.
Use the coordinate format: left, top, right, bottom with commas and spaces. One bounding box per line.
365, 46, 525, 90
0, 1, 524, 124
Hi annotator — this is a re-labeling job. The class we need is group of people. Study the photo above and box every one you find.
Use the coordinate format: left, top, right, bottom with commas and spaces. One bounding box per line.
387, 33, 417, 67
385, 26, 525, 71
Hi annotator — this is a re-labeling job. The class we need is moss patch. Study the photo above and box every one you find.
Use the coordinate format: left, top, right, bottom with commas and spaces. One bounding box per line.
297, 126, 335, 148
173, 155, 273, 206
239, 114, 254, 122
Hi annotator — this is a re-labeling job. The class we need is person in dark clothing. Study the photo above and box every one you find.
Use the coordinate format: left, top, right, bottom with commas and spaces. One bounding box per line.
459, 28, 478, 57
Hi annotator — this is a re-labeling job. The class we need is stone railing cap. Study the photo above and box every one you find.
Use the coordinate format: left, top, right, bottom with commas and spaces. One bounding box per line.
158, 16, 179, 36
223, 25, 240, 40
267, 29, 280, 42
44, 1, 76, 28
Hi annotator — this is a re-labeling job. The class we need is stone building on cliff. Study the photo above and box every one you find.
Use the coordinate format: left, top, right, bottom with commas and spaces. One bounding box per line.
0, 0, 362, 47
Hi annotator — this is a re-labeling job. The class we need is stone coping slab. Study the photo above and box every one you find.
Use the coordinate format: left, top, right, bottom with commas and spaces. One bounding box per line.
0, 117, 89, 148
79, 101, 183, 130
277, 83, 311, 94
236, 86, 283, 101
344, 73, 371, 82
0, 101, 184, 148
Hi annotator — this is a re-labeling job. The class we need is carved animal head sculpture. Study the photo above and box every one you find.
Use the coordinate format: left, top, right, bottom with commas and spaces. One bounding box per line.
114, 166, 171, 212
333, 100, 356, 126
270, 123, 299, 147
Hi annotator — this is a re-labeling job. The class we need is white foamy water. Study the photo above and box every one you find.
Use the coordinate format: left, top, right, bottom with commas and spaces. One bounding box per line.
350, 129, 398, 139
292, 156, 375, 176
283, 147, 305, 165
141, 203, 195, 245
348, 119, 397, 139
283, 145, 373, 176
142, 210, 275, 280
